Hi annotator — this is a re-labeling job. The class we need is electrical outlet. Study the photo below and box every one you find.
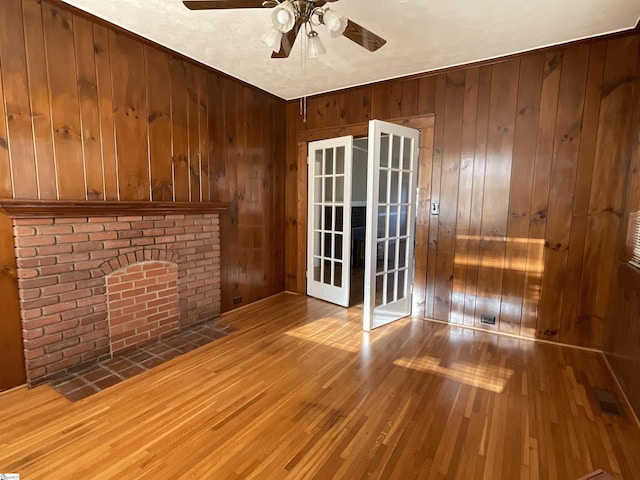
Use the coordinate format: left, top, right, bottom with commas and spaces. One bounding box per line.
480, 314, 496, 325
233, 296, 243, 305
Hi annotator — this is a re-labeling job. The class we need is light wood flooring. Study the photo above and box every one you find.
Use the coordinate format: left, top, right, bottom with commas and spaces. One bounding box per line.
1, 293, 639, 479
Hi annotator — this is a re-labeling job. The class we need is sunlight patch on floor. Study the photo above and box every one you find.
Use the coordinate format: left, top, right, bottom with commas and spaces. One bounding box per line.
394, 355, 513, 393
285, 316, 399, 353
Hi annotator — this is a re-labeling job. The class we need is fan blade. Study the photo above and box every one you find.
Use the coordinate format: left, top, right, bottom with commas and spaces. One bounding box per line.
342, 19, 386, 52
183, 0, 269, 10
271, 21, 301, 58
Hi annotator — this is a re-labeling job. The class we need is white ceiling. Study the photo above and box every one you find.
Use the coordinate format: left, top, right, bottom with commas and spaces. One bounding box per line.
60, 0, 640, 100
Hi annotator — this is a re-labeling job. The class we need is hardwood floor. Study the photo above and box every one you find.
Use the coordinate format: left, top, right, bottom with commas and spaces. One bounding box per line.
0, 293, 639, 479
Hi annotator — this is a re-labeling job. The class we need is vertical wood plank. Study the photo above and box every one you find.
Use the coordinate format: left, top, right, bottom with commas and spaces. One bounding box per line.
0, 37, 12, 198
474, 59, 519, 331
93, 24, 118, 200
537, 45, 589, 341
463, 66, 492, 326
221, 77, 239, 311
389, 79, 419, 118
43, 4, 85, 199
73, 14, 104, 200
198, 69, 210, 202
22, 0, 56, 199
417, 75, 437, 115
559, 41, 606, 344
236, 87, 250, 304
170, 57, 189, 201
498, 55, 544, 335
412, 123, 434, 317
0, 0, 38, 199
450, 67, 479, 325
576, 35, 640, 347
434, 71, 465, 321
109, 31, 149, 200
370, 82, 390, 120
285, 100, 299, 292
187, 63, 200, 201
145, 47, 173, 201
209, 75, 225, 203
425, 74, 447, 318
520, 52, 562, 338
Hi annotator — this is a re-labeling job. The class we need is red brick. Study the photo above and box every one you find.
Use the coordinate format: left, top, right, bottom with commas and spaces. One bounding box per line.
72, 241, 105, 252
89, 231, 118, 241
45, 355, 83, 373
21, 296, 60, 310
56, 252, 90, 264
61, 306, 96, 321
73, 223, 105, 233
38, 264, 75, 276
56, 233, 89, 243
107, 281, 135, 293
55, 217, 87, 224
14, 218, 53, 226
59, 289, 93, 302
35, 225, 73, 235
23, 314, 61, 329
61, 342, 97, 358
23, 347, 45, 360
43, 319, 80, 335
88, 216, 117, 223
27, 352, 63, 369
103, 222, 130, 231
15, 247, 37, 258
44, 337, 80, 354
40, 283, 75, 296
131, 221, 154, 229
103, 239, 131, 249
36, 244, 73, 256
22, 328, 44, 340
20, 277, 58, 290
15, 236, 56, 247
27, 332, 63, 349
58, 271, 91, 283
14, 226, 36, 236
42, 301, 78, 315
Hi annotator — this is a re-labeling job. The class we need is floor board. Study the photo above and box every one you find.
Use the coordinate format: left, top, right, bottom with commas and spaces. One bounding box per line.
0, 293, 638, 479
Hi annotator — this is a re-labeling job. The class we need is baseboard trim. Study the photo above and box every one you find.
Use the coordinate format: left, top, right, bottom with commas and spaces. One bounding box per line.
418, 316, 602, 354
601, 352, 640, 429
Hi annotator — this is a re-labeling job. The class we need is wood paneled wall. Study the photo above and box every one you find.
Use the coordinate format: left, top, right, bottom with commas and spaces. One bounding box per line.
0, 0, 286, 316
286, 33, 640, 349
606, 59, 640, 417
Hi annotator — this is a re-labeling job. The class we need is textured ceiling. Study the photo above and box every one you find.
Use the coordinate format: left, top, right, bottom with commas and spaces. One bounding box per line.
60, 0, 640, 100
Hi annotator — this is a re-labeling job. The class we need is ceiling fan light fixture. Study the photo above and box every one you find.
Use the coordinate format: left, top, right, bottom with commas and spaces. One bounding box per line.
260, 26, 283, 52
321, 8, 347, 38
271, 0, 296, 33
307, 30, 326, 58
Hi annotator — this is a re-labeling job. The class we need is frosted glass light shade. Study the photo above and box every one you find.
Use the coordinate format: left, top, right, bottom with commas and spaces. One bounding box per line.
271, 1, 296, 33
322, 9, 347, 38
307, 31, 326, 58
261, 27, 283, 52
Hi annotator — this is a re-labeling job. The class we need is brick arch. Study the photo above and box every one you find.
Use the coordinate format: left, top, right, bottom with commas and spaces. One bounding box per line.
98, 248, 180, 277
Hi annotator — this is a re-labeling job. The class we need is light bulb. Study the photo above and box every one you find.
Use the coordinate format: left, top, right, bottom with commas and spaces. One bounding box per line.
271, 1, 296, 33
307, 31, 326, 58
260, 27, 283, 52
322, 9, 347, 38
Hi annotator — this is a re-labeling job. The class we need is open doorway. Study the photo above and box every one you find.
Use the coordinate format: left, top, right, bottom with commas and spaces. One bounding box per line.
306, 120, 421, 330
349, 136, 368, 306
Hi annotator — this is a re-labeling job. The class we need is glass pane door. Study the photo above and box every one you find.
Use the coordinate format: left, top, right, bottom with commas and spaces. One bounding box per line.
307, 136, 353, 307
364, 121, 419, 330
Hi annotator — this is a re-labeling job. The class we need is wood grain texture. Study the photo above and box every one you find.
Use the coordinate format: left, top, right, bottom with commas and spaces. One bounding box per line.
0, 212, 25, 389
0, 0, 286, 321
287, 33, 640, 350
0, 293, 639, 478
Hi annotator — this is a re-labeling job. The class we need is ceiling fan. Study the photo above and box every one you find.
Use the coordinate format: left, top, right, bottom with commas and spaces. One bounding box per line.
182, 0, 387, 59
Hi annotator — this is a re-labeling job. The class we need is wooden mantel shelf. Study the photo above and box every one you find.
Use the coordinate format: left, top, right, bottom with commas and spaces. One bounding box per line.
0, 200, 230, 218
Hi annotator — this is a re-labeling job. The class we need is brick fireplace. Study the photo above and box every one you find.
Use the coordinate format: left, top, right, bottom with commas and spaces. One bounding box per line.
5, 203, 225, 387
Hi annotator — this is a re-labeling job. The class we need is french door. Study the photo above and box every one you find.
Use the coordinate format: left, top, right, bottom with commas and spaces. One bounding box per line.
363, 120, 420, 331
306, 121, 420, 330
306, 136, 353, 307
